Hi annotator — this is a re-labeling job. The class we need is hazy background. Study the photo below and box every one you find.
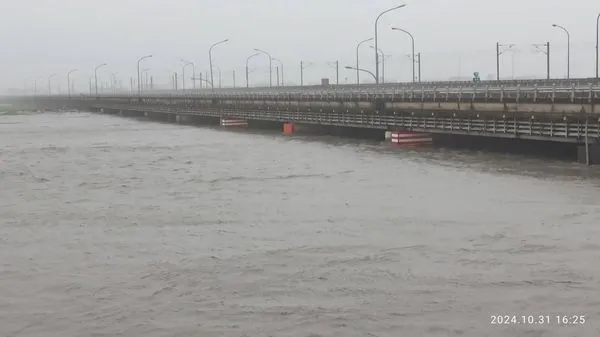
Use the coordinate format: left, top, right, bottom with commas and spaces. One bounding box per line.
1, 0, 598, 93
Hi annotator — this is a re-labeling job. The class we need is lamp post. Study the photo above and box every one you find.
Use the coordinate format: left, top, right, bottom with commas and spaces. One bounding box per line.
181, 60, 193, 91
142, 68, 150, 90
110, 72, 119, 95
356, 37, 373, 85
209, 39, 229, 90
596, 13, 600, 80
214, 66, 222, 88
552, 24, 570, 79
370, 46, 386, 83
254, 48, 273, 87
136, 55, 152, 98
181, 59, 196, 90
48, 73, 57, 97
246, 52, 260, 88
345, 66, 377, 82
327, 61, 340, 85
374, 3, 407, 84
273, 58, 284, 86
94, 63, 107, 97
391, 27, 415, 83
67, 69, 78, 99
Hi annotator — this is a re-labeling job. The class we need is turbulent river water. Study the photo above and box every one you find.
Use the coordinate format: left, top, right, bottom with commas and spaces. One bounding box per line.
1, 112, 600, 337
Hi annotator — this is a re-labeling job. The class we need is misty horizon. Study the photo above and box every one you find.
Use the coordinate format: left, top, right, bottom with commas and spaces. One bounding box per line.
1, 0, 599, 93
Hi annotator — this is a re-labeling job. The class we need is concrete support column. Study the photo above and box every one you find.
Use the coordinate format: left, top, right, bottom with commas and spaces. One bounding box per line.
578, 143, 600, 165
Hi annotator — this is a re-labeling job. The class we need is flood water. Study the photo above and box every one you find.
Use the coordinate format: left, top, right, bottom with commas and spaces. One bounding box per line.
1, 112, 600, 337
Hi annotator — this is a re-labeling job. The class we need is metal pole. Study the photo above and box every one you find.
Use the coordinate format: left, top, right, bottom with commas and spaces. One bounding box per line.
345, 66, 377, 82
596, 13, 599, 80
585, 118, 590, 166
496, 42, 500, 81
391, 27, 415, 82
94, 64, 107, 97
336, 60, 339, 85
547, 42, 551, 80
371, 46, 385, 83
67, 69, 77, 100
374, 4, 407, 84
136, 55, 152, 98
192, 64, 196, 89
300, 61, 304, 87
209, 39, 229, 90
273, 58, 284, 86
48, 74, 56, 97
356, 37, 373, 86
552, 24, 570, 79
246, 53, 260, 88
276, 66, 280, 86
253, 49, 272, 87
233, 70, 236, 88
417, 53, 421, 82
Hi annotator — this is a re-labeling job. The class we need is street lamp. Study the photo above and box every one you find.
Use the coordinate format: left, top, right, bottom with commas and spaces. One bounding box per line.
181, 60, 194, 91
48, 73, 57, 96
142, 68, 151, 91
254, 48, 273, 87
596, 13, 600, 80
356, 37, 373, 85
273, 58, 284, 86
246, 52, 260, 88
369, 46, 386, 83
391, 27, 415, 83
137, 55, 152, 98
209, 39, 229, 90
181, 59, 196, 90
94, 63, 107, 97
345, 66, 377, 82
110, 72, 119, 94
67, 69, 78, 99
552, 24, 570, 79
374, 3, 407, 84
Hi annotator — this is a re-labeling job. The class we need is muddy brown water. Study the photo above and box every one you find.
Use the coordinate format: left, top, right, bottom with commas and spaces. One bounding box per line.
1, 113, 599, 337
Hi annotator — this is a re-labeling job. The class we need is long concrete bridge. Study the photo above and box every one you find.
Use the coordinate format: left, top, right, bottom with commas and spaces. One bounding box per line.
4, 79, 600, 164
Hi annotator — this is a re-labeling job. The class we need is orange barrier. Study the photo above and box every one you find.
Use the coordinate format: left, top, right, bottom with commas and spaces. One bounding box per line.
283, 123, 295, 134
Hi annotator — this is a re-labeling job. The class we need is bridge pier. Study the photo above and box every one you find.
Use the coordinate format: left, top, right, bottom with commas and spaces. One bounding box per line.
578, 144, 600, 165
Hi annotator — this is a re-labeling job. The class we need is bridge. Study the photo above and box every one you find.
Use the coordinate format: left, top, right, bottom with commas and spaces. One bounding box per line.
4, 79, 600, 164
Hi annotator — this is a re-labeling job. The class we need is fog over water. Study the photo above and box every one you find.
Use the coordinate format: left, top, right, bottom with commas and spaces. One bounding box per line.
1, 113, 600, 336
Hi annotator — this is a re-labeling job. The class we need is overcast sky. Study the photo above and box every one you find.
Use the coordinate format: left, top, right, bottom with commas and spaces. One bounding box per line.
1, 0, 598, 93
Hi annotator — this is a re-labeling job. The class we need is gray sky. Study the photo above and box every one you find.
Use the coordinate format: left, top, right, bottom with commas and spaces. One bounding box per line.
1, 0, 599, 93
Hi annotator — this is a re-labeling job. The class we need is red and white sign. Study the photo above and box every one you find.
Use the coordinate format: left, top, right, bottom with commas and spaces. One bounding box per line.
220, 118, 248, 127
390, 131, 433, 145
